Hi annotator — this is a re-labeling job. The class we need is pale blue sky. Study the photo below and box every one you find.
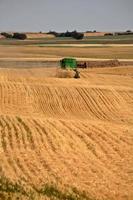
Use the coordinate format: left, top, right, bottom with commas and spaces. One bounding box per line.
0, 0, 132, 32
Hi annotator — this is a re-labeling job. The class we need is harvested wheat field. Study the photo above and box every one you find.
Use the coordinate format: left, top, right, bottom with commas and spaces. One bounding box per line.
0, 65, 133, 200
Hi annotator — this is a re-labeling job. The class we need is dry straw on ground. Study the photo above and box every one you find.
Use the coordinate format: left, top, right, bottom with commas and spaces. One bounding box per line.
0, 66, 133, 200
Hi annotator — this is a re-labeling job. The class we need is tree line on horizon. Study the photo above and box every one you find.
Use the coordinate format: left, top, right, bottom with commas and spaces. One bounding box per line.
47, 30, 84, 40
1, 29, 133, 40
1, 32, 27, 40
1, 30, 84, 40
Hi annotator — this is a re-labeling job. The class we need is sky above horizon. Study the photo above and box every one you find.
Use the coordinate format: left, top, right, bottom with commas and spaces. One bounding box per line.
0, 0, 133, 32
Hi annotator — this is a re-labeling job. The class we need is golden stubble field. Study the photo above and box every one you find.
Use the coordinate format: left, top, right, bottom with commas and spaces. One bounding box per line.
0, 65, 133, 200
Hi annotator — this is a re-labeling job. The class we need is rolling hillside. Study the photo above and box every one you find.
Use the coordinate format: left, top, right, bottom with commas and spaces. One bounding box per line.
0, 66, 133, 200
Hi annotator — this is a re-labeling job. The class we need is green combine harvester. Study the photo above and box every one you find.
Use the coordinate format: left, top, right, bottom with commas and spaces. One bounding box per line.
60, 58, 80, 78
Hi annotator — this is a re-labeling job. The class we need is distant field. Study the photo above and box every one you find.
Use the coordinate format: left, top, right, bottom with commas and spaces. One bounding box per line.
0, 34, 133, 45
0, 35, 133, 65
0, 45, 133, 60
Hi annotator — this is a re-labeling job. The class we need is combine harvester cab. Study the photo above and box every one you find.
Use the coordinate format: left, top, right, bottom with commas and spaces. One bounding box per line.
60, 58, 80, 78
